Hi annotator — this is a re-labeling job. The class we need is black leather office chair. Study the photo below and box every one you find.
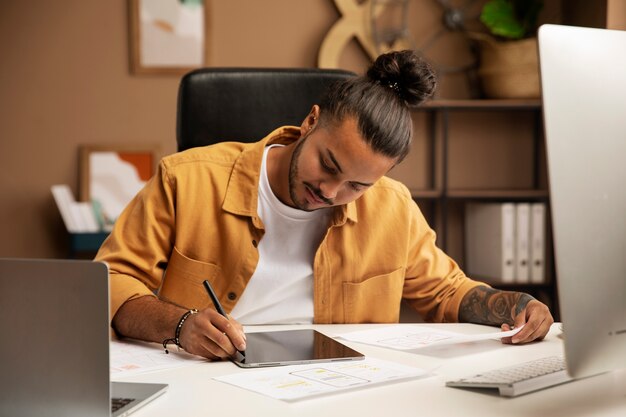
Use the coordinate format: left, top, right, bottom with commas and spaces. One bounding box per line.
176, 68, 357, 152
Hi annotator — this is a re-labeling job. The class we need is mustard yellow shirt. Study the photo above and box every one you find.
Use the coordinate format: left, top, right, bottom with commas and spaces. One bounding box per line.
96, 126, 485, 324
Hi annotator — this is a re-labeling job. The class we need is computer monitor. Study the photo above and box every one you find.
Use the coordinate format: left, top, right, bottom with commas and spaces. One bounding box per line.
539, 24, 626, 379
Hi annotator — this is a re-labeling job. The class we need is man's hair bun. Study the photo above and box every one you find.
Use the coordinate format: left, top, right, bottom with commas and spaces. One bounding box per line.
366, 50, 437, 106
318, 50, 437, 163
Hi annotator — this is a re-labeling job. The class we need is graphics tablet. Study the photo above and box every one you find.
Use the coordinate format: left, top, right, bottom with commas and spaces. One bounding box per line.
232, 329, 364, 368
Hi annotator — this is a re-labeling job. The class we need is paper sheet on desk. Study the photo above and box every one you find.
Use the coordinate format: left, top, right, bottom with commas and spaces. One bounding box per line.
110, 339, 204, 376
339, 325, 523, 351
214, 357, 432, 402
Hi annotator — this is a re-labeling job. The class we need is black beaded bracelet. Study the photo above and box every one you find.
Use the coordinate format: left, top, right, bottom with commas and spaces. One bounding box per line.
162, 309, 198, 354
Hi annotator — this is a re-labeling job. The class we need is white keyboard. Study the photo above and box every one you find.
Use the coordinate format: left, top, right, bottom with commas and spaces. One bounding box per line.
446, 355, 574, 397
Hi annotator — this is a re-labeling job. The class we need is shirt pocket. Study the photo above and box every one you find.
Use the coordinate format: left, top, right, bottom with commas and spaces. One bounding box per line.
159, 247, 222, 310
343, 267, 405, 323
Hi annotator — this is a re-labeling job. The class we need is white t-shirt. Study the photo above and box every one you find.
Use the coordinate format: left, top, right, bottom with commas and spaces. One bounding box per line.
229, 145, 330, 324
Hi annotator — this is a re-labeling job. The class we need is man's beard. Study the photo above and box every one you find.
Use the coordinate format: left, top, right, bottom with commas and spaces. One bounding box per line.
288, 135, 310, 211
287, 132, 333, 211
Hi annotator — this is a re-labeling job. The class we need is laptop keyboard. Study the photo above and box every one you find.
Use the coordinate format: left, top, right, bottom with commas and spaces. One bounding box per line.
446, 355, 574, 397
111, 397, 135, 412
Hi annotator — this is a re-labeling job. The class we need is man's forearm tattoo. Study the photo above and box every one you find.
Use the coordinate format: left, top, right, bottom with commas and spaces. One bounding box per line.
458, 286, 535, 326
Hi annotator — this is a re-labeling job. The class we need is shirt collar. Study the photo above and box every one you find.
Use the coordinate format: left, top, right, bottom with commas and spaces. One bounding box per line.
222, 126, 358, 224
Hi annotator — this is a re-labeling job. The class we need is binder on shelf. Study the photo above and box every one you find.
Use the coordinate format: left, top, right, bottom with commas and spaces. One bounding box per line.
76, 202, 100, 232
51, 185, 80, 233
515, 203, 531, 283
530, 203, 546, 284
465, 202, 516, 284
51, 184, 100, 233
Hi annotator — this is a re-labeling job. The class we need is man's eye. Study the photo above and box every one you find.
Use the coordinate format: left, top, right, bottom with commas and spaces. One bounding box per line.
349, 183, 364, 192
321, 159, 337, 174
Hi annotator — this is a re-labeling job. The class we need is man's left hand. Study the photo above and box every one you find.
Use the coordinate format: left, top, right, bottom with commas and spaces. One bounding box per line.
501, 300, 554, 344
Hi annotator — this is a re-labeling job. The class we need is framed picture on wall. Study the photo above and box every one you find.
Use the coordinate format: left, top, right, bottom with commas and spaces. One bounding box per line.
79, 145, 158, 227
128, 0, 209, 75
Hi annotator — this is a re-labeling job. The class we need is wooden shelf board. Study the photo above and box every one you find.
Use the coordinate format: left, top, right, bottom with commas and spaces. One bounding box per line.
409, 189, 549, 201
420, 99, 542, 111
409, 189, 442, 199
472, 280, 553, 288
446, 189, 550, 200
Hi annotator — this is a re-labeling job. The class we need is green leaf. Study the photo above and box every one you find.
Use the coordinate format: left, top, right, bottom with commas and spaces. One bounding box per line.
480, 0, 526, 40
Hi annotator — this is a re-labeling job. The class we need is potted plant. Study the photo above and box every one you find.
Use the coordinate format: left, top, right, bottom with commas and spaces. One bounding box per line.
471, 0, 544, 98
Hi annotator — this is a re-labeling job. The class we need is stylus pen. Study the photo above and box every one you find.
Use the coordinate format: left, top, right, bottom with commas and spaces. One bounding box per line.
202, 279, 246, 358
203, 279, 227, 316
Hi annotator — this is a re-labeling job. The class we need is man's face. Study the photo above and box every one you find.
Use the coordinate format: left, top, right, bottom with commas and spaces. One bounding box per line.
288, 116, 397, 211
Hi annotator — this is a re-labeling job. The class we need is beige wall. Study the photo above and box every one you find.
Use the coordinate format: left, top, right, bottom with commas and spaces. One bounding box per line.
0, 1, 620, 258
1, 1, 176, 257
608, 0, 626, 29
0, 0, 470, 258
0, 0, 341, 258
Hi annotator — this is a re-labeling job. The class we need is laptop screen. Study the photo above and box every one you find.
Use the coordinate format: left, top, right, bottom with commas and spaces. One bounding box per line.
0, 258, 167, 417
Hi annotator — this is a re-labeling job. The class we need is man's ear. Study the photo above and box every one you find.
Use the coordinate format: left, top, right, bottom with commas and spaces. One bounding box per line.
300, 105, 321, 136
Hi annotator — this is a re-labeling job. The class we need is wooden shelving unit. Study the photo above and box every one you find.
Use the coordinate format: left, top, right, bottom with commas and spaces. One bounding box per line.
401, 99, 559, 318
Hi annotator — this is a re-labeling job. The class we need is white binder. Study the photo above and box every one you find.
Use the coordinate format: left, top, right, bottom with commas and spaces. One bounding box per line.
515, 203, 531, 283
51, 184, 80, 233
530, 203, 546, 283
465, 203, 516, 283
51, 184, 100, 233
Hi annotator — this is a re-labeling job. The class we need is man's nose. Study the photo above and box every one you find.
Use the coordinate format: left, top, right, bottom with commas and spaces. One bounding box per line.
319, 179, 341, 200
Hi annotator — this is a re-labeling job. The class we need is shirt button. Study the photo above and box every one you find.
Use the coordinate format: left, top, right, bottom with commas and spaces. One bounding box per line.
252, 239, 258, 247
228, 292, 237, 300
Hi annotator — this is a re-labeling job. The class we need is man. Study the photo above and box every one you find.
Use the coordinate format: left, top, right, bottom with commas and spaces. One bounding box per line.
96, 50, 553, 360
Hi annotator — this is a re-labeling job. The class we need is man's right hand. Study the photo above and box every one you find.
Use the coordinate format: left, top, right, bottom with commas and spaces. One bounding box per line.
112, 295, 246, 361
178, 308, 247, 360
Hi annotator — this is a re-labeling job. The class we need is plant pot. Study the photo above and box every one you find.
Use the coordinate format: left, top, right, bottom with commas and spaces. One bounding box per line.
471, 34, 541, 99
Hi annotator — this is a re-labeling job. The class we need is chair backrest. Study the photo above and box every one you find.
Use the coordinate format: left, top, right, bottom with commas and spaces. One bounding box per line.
176, 67, 357, 152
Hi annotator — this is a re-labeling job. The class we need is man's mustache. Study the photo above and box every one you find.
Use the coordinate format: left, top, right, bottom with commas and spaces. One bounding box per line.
304, 182, 333, 205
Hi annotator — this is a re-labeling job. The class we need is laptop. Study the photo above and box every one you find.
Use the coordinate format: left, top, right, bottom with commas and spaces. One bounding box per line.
0, 258, 168, 417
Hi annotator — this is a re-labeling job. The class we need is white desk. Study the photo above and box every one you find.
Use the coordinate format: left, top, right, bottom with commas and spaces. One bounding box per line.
115, 323, 626, 417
